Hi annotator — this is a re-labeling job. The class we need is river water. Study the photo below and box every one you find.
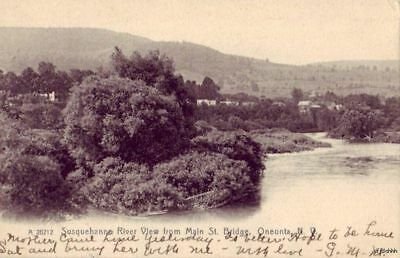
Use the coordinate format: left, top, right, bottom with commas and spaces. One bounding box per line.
87, 133, 400, 228
143, 133, 400, 224
1, 133, 398, 257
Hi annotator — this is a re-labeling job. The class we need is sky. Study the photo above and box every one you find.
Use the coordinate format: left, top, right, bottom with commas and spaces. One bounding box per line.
0, 0, 399, 64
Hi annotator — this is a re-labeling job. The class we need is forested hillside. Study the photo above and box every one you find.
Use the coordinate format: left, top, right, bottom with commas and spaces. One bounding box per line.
1, 27, 398, 97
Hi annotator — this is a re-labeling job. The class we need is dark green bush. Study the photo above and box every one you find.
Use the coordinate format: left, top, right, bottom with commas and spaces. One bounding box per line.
121, 180, 186, 213
153, 151, 255, 207
194, 120, 215, 136
81, 157, 185, 214
63, 76, 190, 167
191, 131, 265, 183
0, 113, 74, 216
2, 155, 71, 216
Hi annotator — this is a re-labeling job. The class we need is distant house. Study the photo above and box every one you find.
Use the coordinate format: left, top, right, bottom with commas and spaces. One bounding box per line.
220, 100, 239, 106
298, 100, 312, 113
335, 104, 343, 111
38, 91, 56, 102
324, 101, 343, 111
241, 101, 257, 106
310, 104, 321, 109
298, 100, 321, 113
325, 102, 335, 110
197, 99, 217, 106
272, 101, 286, 107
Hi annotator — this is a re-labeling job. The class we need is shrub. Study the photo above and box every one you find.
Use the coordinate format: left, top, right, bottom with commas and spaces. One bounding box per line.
330, 106, 384, 140
82, 157, 148, 212
63, 76, 190, 167
21, 129, 75, 178
0, 113, 74, 216
20, 101, 64, 130
153, 151, 255, 207
121, 180, 186, 213
2, 155, 71, 216
81, 157, 186, 214
191, 131, 265, 183
194, 120, 215, 136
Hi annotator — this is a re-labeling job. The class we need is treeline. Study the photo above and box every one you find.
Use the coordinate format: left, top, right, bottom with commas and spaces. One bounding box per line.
195, 90, 400, 142
329, 94, 400, 142
0, 48, 264, 217
0, 62, 95, 101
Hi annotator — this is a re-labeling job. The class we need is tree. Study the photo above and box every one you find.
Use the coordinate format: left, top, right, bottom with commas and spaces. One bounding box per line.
55, 70, 73, 100
291, 88, 304, 103
37, 62, 74, 98
38, 61, 56, 76
3, 72, 21, 95
191, 130, 264, 183
384, 97, 400, 128
36, 62, 57, 93
334, 106, 384, 139
3, 155, 70, 215
69, 69, 95, 84
153, 151, 253, 206
0, 113, 73, 215
111, 47, 196, 133
344, 94, 382, 109
63, 76, 190, 168
81, 157, 163, 214
315, 108, 340, 131
199, 76, 221, 99
20, 67, 39, 94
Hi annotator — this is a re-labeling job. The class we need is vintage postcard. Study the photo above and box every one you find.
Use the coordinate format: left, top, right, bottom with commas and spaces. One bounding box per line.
0, 0, 399, 257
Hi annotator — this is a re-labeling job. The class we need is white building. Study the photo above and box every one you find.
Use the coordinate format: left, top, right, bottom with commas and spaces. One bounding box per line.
197, 99, 217, 106
298, 100, 322, 113
220, 100, 239, 106
39, 91, 56, 102
298, 100, 312, 113
241, 101, 257, 106
326, 102, 343, 111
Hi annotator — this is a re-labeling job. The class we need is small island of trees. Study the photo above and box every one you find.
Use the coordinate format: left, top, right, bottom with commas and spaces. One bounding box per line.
0, 49, 264, 217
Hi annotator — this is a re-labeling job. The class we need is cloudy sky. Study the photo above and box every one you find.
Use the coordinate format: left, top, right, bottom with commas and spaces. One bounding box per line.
0, 0, 398, 64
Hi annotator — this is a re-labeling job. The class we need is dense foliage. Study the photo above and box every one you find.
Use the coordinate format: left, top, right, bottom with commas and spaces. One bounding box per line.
111, 48, 196, 134
1, 46, 399, 218
63, 76, 190, 167
330, 107, 383, 140
195, 91, 400, 142
154, 151, 256, 207
0, 49, 266, 218
195, 99, 316, 132
191, 131, 264, 183
80, 157, 185, 214
0, 62, 94, 102
0, 113, 73, 216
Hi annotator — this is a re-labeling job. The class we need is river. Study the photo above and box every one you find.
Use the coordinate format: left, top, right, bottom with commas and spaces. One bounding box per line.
89, 132, 400, 228
2, 133, 398, 257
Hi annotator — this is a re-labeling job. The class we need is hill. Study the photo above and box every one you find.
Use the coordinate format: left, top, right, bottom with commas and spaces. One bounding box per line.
311, 60, 399, 71
0, 27, 399, 97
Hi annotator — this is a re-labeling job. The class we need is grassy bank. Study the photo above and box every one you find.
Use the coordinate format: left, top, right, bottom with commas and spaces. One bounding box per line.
373, 131, 400, 143
250, 129, 331, 154
328, 130, 400, 144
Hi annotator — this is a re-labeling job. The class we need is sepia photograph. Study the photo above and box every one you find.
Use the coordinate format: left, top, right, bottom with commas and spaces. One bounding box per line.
0, 0, 399, 257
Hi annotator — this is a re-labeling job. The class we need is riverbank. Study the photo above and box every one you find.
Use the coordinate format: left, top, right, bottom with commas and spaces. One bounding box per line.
367, 131, 400, 143
0, 127, 332, 219
250, 128, 331, 154
328, 130, 400, 144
